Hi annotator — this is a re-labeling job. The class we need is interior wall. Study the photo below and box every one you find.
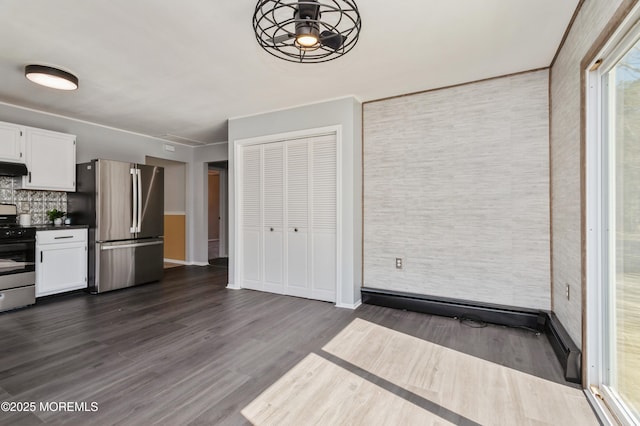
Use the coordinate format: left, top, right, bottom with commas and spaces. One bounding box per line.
228, 97, 362, 307
550, 0, 623, 347
163, 215, 186, 261
146, 156, 187, 262
145, 156, 187, 213
364, 70, 550, 310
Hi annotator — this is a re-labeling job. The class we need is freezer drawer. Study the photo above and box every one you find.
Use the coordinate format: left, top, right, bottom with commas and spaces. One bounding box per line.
0, 285, 35, 312
94, 239, 163, 293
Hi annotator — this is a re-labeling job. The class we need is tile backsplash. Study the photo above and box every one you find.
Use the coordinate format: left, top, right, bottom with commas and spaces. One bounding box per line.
0, 177, 67, 225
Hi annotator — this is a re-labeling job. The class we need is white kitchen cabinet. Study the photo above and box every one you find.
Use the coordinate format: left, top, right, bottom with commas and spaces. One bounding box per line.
0, 121, 25, 163
36, 229, 87, 297
22, 127, 76, 192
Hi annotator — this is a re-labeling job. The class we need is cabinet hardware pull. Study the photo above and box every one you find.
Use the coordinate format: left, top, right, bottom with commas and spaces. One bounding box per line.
54, 236, 74, 239
294, 228, 298, 232
40, 252, 43, 263
28, 172, 31, 183
270, 227, 274, 232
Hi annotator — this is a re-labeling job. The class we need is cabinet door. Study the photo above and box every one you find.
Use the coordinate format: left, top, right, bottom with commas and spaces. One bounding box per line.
286, 140, 310, 296
241, 145, 262, 289
0, 121, 24, 162
23, 128, 76, 191
36, 242, 88, 297
263, 143, 284, 293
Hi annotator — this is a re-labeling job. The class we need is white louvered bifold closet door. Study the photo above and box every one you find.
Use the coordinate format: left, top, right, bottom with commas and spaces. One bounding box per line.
310, 134, 337, 302
285, 139, 310, 297
263, 142, 285, 294
239, 132, 337, 302
241, 145, 262, 289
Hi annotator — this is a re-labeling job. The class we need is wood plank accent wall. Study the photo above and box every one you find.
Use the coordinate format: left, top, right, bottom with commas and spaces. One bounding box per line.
164, 214, 186, 261
550, 0, 622, 347
363, 70, 550, 310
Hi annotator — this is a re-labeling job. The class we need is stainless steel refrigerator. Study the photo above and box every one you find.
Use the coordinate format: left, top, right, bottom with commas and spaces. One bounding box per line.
68, 159, 164, 293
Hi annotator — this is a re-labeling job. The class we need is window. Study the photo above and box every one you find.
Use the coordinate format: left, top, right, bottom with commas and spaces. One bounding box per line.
587, 8, 640, 425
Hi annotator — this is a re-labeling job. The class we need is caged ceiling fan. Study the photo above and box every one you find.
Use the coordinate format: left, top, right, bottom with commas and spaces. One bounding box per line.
253, 0, 362, 63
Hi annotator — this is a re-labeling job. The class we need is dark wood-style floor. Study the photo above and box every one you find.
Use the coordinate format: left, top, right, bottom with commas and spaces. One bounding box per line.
0, 264, 577, 425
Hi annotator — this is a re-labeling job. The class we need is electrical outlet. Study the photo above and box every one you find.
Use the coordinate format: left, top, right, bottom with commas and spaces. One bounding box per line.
566, 284, 570, 300
396, 258, 403, 269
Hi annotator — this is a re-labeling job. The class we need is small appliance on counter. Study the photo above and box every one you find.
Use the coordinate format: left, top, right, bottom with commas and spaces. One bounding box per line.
19, 213, 31, 226
0, 204, 36, 313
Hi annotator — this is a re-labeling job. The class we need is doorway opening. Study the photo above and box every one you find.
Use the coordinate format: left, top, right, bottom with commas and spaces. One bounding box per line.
208, 161, 228, 265
145, 156, 187, 269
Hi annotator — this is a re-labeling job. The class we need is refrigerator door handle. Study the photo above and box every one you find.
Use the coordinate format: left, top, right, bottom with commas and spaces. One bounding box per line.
130, 168, 137, 234
100, 240, 163, 251
136, 168, 142, 233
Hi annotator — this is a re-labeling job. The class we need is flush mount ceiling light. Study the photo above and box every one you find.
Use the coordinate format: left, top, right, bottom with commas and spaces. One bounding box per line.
253, 0, 361, 63
25, 65, 78, 91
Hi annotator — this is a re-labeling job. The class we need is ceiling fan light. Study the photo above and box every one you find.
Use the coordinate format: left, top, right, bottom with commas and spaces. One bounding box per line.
253, 0, 362, 63
25, 65, 78, 91
296, 31, 319, 48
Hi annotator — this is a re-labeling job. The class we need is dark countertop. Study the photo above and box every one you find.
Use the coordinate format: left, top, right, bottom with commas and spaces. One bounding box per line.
32, 224, 90, 231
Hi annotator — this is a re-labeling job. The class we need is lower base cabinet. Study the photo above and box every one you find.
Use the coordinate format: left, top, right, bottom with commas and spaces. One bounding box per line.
36, 229, 88, 297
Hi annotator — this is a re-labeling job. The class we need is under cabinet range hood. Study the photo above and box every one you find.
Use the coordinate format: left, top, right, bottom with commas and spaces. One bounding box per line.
0, 161, 28, 177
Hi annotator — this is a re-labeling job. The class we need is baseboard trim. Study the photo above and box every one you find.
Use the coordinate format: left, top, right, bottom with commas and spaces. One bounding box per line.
164, 258, 189, 265
164, 259, 211, 267
362, 287, 543, 329
335, 299, 362, 310
545, 311, 581, 383
361, 287, 581, 384
226, 283, 241, 290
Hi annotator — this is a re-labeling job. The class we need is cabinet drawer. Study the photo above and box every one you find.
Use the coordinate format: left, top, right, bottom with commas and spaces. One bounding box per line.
0, 285, 35, 311
37, 229, 87, 245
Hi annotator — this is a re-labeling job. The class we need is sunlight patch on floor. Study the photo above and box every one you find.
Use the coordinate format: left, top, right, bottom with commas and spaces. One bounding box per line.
242, 318, 597, 425
241, 352, 451, 425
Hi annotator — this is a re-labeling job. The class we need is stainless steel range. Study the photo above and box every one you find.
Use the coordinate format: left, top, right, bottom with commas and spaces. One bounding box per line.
0, 204, 36, 313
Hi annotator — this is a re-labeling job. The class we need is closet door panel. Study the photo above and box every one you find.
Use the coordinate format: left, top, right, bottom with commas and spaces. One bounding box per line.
242, 230, 261, 287
241, 146, 262, 289
311, 135, 337, 301
287, 232, 308, 294
264, 233, 283, 292
263, 143, 284, 290
286, 140, 310, 293
312, 232, 336, 301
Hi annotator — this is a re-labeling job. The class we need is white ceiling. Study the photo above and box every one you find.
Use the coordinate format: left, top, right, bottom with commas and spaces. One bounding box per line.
0, 1, 579, 146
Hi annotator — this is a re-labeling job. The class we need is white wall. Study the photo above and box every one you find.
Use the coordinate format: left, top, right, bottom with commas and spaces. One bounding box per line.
363, 70, 551, 310
550, 0, 623, 347
145, 156, 187, 213
228, 97, 362, 306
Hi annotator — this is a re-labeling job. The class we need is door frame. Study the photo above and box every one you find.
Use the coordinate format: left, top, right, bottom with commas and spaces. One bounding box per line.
233, 125, 343, 305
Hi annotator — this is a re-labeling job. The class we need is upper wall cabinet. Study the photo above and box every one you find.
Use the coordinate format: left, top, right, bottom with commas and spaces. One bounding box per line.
22, 127, 76, 192
0, 121, 26, 163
